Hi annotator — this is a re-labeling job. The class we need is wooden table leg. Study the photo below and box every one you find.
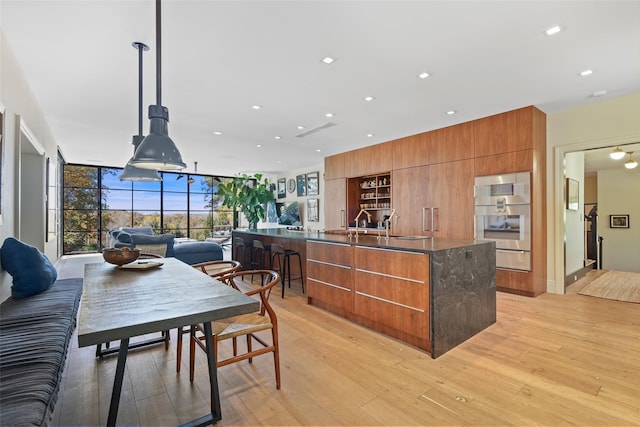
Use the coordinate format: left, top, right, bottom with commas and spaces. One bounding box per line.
107, 338, 129, 427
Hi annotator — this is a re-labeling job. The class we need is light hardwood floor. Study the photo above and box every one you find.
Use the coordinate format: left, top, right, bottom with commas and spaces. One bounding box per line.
53, 256, 639, 426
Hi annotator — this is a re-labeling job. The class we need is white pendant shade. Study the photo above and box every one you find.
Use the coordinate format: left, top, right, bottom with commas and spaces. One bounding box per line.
624, 152, 638, 169
609, 147, 625, 160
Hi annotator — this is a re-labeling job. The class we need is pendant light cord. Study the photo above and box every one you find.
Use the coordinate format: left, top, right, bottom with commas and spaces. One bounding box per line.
155, 0, 162, 107
137, 43, 144, 137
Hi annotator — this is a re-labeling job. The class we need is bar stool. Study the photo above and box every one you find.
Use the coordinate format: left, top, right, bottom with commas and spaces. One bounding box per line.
252, 240, 271, 270
270, 243, 305, 298
233, 237, 250, 269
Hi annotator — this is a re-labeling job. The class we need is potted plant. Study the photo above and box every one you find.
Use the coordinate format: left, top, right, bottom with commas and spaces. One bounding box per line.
216, 173, 273, 229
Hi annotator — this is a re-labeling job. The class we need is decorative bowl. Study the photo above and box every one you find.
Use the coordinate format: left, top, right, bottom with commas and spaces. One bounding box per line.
102, 248, 141, 266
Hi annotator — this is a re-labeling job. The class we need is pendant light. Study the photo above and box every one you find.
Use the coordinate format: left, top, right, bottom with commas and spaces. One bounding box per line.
609, 146, 625, 160
624, 151, 638, 169
131, 0, 186, 171
120, 42, 162, 182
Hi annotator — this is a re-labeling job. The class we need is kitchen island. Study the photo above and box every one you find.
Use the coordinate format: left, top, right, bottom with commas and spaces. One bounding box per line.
233, 228, 496, 358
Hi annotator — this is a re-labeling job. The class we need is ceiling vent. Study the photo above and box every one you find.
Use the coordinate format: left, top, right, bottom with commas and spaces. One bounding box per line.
296, 122, 337, 138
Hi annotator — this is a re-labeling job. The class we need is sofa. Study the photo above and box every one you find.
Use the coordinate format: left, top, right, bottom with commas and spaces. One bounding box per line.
0, 238, 83, 426
109, 227, 223, 265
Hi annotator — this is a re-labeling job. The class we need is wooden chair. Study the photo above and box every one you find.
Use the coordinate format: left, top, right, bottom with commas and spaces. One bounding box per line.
189, 270, 281, 389
176, 260, 243, 373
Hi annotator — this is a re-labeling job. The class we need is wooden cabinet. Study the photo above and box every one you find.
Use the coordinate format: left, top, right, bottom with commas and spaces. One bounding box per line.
391, 166, 429, 236
474, 149, 533, 176
353, 246, 431, 351
392, 133, 430, 169
474, 106, 543, 157
324, 153, 345, 180
306, 241, 354, 318
427, 158, 475, 240
392, 159, 474, 239
347, 173, 392, 227
426, 121, 475, 164
324, 178, 347, 230
344, 142, 393, 177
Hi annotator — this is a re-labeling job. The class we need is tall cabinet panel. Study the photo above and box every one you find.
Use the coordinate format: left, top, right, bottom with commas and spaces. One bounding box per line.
392, 160, 474, 239
324, 178, 347, 230
427, 159, 475, 240
392, 166, 429, 236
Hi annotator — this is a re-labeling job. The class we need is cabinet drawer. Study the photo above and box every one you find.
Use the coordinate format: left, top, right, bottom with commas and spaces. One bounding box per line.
307, 241, 353, 267
354, 270, 428, 311
307, 260, 353, 291
355, 246, 429, 282
354, 292, 429, 351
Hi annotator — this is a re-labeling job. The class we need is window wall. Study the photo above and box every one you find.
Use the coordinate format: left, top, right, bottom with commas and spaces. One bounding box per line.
63, 164, 233, 254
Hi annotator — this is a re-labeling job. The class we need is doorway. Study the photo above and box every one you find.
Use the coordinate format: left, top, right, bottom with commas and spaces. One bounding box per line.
563, 142, 640, 285
16, 116, 46, 251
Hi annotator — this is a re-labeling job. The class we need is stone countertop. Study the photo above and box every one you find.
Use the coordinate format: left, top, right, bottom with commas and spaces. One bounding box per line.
234, 228, 492, 253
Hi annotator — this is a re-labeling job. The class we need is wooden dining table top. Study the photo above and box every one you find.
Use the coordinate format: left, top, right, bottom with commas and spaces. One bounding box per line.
78, 257, 259, 348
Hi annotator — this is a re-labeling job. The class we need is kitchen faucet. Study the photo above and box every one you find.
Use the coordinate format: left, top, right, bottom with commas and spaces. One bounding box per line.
354, 209, 372, 239
384, 209, 397, 241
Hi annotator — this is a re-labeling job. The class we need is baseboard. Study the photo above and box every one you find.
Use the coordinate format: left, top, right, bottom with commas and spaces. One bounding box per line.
564, 264, 594, 288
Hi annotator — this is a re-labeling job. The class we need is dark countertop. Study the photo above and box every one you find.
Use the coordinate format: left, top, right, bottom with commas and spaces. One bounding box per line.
234, 228, 492, 253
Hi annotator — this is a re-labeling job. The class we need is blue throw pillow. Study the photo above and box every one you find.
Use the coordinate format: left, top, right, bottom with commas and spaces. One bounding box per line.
130, 234, 175, 257
116, 231, 133, 243
1, 237, 58, 299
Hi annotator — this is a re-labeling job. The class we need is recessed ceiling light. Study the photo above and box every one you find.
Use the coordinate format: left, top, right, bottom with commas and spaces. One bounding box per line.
322, 57, 335, 64
446, 110, 456, 115
367, 133, 374, 138
579, 69, 593, 77
363, 96, 375, 102
418, 72, 430, 79
213, 131, 223, 135
297, 125, 305, 130
252, 105, 262, 110
315, 149, 321, 153
274, 136, 281, 140
591, 90, 607, 97
256, 144, 263, 148
545, 25, 562, 36
325, 112, 334, 118
277, 160, 283, 164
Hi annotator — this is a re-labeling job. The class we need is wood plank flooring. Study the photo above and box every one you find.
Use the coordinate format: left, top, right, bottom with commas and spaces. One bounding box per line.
53, 257, 639, 426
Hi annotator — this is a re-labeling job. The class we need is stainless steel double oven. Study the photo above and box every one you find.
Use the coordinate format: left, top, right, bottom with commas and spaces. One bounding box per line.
474, 172, 531, 271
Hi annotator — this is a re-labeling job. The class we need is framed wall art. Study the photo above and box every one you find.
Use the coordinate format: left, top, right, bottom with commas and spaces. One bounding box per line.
307, 198, 319, 222
610, 214, 629, 229
306, 171, 319, 196
565, 178, 579, 211
277, 178, 286, 199
296, 174, 307, 197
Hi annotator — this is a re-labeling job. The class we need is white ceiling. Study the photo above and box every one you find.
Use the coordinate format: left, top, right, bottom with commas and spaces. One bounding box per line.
2, 0, 639, 177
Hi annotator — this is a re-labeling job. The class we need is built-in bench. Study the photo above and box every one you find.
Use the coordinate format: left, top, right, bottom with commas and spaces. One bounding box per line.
0, 277, 83, 426
0, 237, 83, 426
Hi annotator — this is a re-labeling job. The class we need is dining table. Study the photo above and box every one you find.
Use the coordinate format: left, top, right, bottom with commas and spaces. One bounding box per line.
78, 257, 260, 427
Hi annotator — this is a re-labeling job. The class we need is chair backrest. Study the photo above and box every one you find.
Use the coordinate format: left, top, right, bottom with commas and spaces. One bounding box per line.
233, 237, 245, 247
192, 260, 242, 278
253, 240, 265, 250
270, 243, 285, 255
219, 270, 280, 317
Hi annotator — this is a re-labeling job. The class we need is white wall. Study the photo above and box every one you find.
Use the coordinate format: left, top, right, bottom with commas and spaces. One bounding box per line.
547, 92, 640, 294
597, 168, 640, 272
262, 163, 325, 231
564, 151, 584, 276
0, 30, 61, 301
